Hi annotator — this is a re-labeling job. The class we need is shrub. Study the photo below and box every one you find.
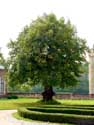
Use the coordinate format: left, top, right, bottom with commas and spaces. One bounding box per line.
27, 107, 94, 115
7, 95, 18, 99
18, 107, 94, 124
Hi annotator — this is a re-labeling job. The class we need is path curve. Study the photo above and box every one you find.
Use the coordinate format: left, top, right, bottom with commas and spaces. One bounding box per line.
0, 110, 58, 125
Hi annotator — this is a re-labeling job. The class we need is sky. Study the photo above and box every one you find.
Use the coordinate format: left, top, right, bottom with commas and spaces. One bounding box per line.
0, 0, 94, 58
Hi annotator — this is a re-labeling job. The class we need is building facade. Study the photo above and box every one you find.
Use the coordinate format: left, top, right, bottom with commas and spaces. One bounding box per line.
89, 50, 94, 94
0, 66, 6, 95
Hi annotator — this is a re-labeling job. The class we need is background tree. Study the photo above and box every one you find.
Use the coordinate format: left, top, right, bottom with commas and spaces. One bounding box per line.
8, 13, 88, 101
55, 63, 89, 94
0, 49, 6, 67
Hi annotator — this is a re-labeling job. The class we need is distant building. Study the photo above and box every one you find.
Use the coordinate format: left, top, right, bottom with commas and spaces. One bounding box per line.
0, 65, 6, 95
89, 49, 94, 94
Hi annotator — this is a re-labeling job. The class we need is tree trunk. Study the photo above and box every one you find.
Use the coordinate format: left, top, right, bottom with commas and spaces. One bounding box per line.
42, 85, 55, 101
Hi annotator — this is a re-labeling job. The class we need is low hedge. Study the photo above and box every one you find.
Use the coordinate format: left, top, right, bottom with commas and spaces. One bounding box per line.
38, 105, 94, 110
40, 104, 94, 108
18, 107, 94, 125
27, 107, 94, 115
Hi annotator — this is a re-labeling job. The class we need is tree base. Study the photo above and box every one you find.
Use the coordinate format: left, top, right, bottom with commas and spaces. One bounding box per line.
42, 86, 55, 101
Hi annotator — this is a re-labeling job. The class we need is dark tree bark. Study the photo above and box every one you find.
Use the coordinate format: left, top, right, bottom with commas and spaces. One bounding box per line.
42, 86, 55, 101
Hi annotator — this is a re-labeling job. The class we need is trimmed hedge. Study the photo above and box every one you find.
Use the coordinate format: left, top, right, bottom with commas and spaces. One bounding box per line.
37, 105, 94, 110
27, 107, 94, 115
39, 105, 94, 109
18, 107, 94, 125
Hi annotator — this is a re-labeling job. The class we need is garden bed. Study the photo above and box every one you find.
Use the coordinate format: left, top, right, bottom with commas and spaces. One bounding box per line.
18, 105, 94, 125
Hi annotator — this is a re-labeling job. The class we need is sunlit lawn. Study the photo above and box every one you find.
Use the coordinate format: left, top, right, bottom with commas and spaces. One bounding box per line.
1, 98, 94, 125
0, 97, 94, 109
0, 98, 39, 109
59, 99, 94, 105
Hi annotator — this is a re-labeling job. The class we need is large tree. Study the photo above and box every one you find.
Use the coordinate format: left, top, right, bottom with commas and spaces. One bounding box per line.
8, 13, 88, 101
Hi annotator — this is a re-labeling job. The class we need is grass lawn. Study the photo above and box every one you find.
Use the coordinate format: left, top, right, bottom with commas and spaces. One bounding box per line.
0, 97, 39, 109
0, 98, 94, 109
0, 98, 77, 125
1, 98, 94, 124
60, 99, 94, 106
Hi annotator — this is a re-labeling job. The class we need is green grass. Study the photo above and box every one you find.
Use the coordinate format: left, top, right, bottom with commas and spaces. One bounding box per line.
59, 99, 94, 106
0, 97, 39, 109
1, 98, 94, 124
12, 98, 94, 125
1, 98, 92, 124
0, 98, 94, 109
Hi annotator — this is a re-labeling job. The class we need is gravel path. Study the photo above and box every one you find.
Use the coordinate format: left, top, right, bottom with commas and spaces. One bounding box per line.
0, 110, 59, 125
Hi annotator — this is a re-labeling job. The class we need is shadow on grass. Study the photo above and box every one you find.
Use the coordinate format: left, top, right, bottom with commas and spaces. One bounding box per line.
15, 99, 61, 107
37, 99, 61, 105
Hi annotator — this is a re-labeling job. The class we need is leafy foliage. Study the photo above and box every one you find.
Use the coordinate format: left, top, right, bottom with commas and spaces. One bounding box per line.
0, 49, 7, 68
8, 13, 88, 89
8, 63, 89, 94
56, 63, 89, 94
